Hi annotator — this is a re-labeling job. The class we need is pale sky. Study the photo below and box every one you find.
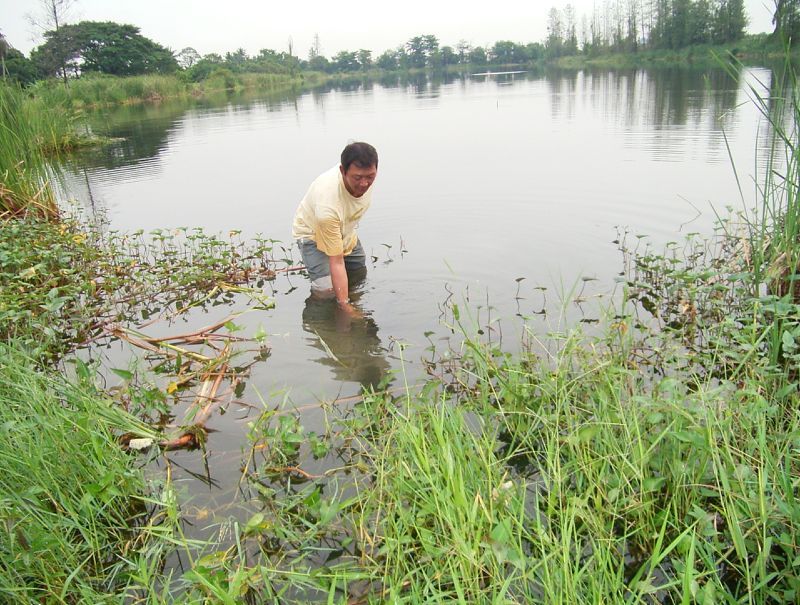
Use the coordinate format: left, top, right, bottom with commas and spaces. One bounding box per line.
1, 0, 777, 59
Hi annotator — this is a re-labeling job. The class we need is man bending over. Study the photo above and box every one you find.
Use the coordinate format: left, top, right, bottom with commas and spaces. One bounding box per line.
292, 142, 379, 316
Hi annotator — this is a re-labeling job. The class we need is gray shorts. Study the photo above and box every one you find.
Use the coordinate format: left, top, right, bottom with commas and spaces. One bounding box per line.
297, 238, 366, 291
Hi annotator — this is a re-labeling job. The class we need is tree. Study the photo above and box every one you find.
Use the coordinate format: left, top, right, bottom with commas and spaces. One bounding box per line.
772, 0, 800, 42
563, 4, 579, 54
688, 0, 713, 44
31, 21, 178, 78
406, 36, 427, 68
308, 54, 330, 72
185, 52, 223, 81
356, 49, 372, 70
376, 49, 399, 70
440, 45, 457, 66
332, 50, 358, 71
176, 47, 200, 69
422, 34, 440, 65
0, 31, 8, 79
490, 40, 528, 64
224, 47, 249, 71
712, 0, 747, 43
546, 7, 564, 57
468, 46, 487, 64
456, 40, 472, 64
26, 0, 78, 84
4, 48, 40, 86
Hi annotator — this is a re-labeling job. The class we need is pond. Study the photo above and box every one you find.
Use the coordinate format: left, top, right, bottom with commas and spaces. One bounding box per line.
61, 65, 777, 539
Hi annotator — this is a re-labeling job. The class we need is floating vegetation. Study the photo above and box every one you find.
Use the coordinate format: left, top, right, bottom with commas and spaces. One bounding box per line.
0, 218, 283, 362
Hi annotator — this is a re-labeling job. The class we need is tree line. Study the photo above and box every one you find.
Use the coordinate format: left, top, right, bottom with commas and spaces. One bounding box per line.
545, 0, 750, 57
1, 1, 798, 88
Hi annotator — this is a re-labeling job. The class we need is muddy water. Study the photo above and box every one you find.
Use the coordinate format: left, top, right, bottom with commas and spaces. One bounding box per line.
62, 65, 777, 537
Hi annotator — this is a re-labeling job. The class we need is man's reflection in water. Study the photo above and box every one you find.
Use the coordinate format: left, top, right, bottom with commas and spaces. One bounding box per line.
301, 268, 390, 390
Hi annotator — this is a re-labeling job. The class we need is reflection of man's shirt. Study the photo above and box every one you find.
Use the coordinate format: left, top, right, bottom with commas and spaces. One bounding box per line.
292, 166, 372, 256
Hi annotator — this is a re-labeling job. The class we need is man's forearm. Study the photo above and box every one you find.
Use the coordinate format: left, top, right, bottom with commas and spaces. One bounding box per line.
328, 254, 349, 304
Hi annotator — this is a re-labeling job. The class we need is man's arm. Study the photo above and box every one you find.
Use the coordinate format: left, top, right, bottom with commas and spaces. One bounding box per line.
328, 253, 359, 315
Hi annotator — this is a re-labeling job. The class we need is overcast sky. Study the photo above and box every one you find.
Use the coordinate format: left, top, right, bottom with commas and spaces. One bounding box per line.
1, 0, 777, 59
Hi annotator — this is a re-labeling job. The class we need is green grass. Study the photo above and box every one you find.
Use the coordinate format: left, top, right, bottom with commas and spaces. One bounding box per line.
28, 70, 304, 110
0, 83, 73, 219
0, 343, 174, 603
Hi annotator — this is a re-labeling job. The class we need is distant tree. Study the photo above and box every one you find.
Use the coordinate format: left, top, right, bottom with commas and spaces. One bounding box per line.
31, 21, 177, 78
456, 39, 472, 64
406, 36, 427, 67
490, 40, 529, 64
176, 47, 200, 69
185, 52, 223, 81
440, 45, 457, 66
356, 49, 372, 70
376, 49, 399, 70
332, 50, 359, 71
26, 0, 78, 84
563, 4, 579, 54
308, 54, 330, 72
4, 48, 40, 85
0, 31, 8, 79
546, 7, 564, 56
224, 47, 248, 71
688, 0, 713, 44
468, 46, 487, 64
526, 42, 545, 61
712, 0, 748, 43
772, 0, 800, 42
422, 34, 440, 65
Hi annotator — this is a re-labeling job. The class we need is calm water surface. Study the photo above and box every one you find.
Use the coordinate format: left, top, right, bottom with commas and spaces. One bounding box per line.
62, 66, 776, 530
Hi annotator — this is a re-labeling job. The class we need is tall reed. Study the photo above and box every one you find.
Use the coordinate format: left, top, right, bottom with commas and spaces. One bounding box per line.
0, 84, 65, 219
0, 343, 170, 603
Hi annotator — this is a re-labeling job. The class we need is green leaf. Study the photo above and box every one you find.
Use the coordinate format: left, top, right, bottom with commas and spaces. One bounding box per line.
111, 368, 133, 380
643, 476, 666, 491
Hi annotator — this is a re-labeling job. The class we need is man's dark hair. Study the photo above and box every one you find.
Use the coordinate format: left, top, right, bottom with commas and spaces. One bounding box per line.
341, 142, 378, 173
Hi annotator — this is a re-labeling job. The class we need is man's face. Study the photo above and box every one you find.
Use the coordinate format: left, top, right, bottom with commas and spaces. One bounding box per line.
341, 163, 377, 198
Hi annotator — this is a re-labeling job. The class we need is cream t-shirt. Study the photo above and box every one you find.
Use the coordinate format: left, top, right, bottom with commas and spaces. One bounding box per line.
292, 165, 372, 256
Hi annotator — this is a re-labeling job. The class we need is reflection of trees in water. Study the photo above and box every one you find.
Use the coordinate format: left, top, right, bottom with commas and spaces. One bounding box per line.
301, 276, 390, 391
544, 65, 744, 132
67, 88, 305, 171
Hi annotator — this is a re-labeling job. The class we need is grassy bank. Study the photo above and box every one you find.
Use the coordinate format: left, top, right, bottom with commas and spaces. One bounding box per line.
27, 70, 315, 110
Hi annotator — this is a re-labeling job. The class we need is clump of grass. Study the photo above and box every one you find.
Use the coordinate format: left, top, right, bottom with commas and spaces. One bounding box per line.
30, 73, 191, 109
0, 342, 172, 603
0, 84, 62, 218
28, 71, 302, 110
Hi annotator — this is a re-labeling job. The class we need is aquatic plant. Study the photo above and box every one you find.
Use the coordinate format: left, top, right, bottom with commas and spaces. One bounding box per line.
0, 218, 282, 362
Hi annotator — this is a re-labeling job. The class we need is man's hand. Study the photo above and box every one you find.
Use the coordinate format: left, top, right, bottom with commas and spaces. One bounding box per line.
337, 299, 363, 319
